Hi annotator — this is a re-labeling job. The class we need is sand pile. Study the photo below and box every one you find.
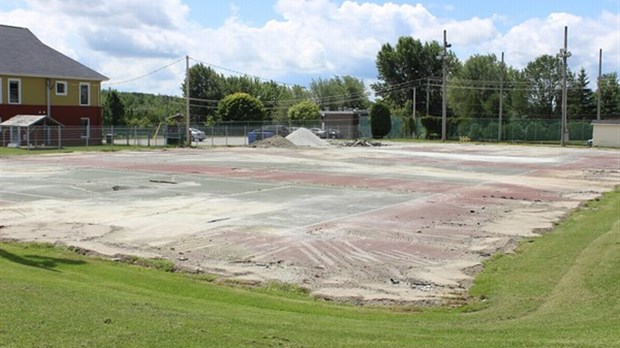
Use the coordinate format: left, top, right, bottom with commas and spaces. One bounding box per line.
286, 128, 330, 147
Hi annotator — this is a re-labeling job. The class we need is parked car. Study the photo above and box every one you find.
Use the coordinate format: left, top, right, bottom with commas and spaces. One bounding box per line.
255, 125, 290, 136
190, 128, 206, 141
310, 127, 326, 138
326, 128, 342, 139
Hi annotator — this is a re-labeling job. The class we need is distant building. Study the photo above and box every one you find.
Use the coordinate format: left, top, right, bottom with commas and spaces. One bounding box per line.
0, 24, 108, 146
321, 110, 366, 139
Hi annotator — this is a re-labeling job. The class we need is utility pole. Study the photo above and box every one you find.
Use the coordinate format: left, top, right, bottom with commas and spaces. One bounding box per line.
498, 51, 504, 142
185, 55, 190, 147
597, 48, 602, 121
426, 78, 430, 115
412, 87, 417, 138
439, 30, 451, 141
557, 26, 571, 147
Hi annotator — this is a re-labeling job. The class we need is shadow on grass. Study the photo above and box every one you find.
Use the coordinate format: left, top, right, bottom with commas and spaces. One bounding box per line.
0, 249, 86, 272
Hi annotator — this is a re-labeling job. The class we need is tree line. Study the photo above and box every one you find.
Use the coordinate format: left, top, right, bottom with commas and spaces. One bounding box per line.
103, 69, 369, 127
104, 35, 620, 139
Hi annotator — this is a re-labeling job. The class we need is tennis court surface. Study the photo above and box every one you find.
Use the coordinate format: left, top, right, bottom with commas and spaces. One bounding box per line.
1, 142, 618, 304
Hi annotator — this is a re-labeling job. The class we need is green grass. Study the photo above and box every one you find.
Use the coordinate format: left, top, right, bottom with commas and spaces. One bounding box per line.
1, 189, 619, 347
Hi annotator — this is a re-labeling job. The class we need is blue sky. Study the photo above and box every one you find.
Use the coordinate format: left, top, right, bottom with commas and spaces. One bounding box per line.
183, 0, 612, 27
1, 0, 618, 95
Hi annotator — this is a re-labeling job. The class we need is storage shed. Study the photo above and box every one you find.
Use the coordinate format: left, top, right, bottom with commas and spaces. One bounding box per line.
591, 119, 620, 148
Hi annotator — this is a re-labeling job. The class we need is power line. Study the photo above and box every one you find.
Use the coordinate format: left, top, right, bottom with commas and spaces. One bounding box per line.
188, 56, 297, 88
103, 57, 185, 86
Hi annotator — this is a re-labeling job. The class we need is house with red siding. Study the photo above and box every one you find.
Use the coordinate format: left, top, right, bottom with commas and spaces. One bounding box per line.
0, 24, 108, 146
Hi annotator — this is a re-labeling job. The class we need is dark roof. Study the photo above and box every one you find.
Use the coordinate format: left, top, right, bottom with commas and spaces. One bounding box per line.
0, 25, 108, 81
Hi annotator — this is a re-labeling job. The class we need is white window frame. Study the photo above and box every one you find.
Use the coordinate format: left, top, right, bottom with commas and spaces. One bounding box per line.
80, 117, 90, 139
0, 78, 3, 104
8, 78, 21, 104
55, 81, 67, 96
79, 82, 90, 106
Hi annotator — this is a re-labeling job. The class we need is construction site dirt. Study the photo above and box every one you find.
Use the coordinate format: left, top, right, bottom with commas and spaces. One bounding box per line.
1, 142, 618, 305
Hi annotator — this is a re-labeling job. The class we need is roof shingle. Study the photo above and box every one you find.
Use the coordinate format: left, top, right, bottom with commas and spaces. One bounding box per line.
0, 25, 108, 81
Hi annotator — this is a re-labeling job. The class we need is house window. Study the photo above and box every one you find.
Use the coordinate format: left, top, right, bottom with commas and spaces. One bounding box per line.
9, 78, 21, 104
79, 82, 90, 106
56, 81, 67, 96
81, 117, 90, 138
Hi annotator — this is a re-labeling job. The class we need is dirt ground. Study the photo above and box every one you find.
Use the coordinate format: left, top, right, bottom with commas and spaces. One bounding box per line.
1, 142, 618, 305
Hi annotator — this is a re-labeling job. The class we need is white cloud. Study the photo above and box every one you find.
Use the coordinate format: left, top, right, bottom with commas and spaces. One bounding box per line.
483, 11, 619, 82
1, 0, 617, 96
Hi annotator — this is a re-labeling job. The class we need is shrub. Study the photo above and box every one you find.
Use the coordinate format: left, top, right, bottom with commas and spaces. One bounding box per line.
370, 102, 392, 139
420, 116, 441, 139
216, 92, 266, 122
288, 100, 321, 122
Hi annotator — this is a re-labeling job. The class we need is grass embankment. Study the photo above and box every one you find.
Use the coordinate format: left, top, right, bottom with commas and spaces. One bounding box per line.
1, 189, 618, 347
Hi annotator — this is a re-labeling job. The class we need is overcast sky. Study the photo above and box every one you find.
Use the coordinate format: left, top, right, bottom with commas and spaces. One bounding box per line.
1, 0, 618, 96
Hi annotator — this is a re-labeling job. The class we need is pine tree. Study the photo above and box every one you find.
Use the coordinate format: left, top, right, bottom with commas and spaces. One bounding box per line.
568, 68, 595, 118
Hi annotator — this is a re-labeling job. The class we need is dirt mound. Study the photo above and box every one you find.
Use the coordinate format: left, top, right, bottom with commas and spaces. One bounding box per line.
286, 128, 330, 147
250, 135, 296, 148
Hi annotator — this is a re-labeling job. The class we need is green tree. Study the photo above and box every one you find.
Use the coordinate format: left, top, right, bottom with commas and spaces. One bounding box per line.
183, 64, 226, 123
216, 92, 265, 122
272, 85, 313, 123
568, 68, 596, 118
253, 81, 290, 121
309, 76, 368, 111
287, 100, 321, 122
448, 54, 503, 119
340, 75, 369, 110
102, 89, 126, 126
597, 72, 620, 116
521, 55, 565, 118
120, 92, 181, 127
370, 101, 392, 139
447, 54, 521, 121
372, 36, 456, 115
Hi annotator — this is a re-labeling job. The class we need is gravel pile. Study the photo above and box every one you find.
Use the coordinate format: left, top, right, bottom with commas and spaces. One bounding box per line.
251, 135, 296, 148
285, 128, 330, 147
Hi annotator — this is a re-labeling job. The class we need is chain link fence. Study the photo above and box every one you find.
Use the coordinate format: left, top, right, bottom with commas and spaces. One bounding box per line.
1, 117, 595, 149
401, 116, 594, 143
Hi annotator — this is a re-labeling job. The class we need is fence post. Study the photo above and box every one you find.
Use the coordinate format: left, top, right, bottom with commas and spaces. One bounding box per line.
211, 126, 214, 146
244, 125, 247, 146
225, 126, 228, 146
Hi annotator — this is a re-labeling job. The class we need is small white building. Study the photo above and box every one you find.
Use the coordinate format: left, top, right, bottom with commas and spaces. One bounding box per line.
591, 120, 620, 148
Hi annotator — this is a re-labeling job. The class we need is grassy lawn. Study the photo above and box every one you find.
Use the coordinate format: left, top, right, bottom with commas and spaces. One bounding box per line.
1, 188, 618, 347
